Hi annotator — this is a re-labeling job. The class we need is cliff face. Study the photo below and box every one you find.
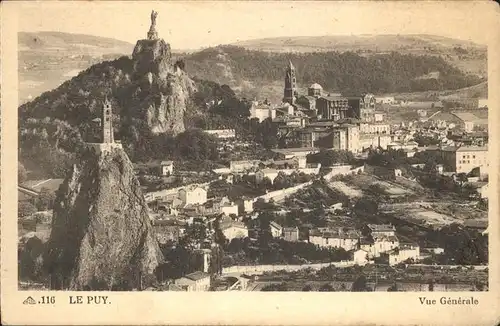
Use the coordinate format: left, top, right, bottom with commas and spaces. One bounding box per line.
45, 147, 163, 290
132, 38, 196, 135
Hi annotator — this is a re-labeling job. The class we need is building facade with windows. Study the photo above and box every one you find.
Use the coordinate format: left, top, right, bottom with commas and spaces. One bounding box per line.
439, 146, 489, 174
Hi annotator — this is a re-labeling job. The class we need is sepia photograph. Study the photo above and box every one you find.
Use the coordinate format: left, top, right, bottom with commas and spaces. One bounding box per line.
14, 2, 493, 295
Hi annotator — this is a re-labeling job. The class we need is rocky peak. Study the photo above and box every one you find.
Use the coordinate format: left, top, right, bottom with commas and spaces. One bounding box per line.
130, 10, 196, 135
45, 146, 163, 290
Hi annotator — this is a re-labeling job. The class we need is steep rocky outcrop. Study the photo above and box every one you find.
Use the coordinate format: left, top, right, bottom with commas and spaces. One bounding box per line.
44, 147, 163, 290
132, 38, 196, 135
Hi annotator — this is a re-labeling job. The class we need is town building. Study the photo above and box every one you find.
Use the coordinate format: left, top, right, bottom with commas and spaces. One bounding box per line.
316, 95, 349, 121
367, 224, 396, 237
270, 221, 283, 238
249, 100, 276, 122
380, 243, 420, 266
352, 249, 369, 265
236, 197, 254, 214
178, 186, 208, 206
438, 145, 489, 174
375, 96, 396, 105
360, 134, 392, 150
152, 219, 183, 244
331, 124, 361, 153
308, 227, 361, 251
360, 235, 399, 258
220, 201, 239, 216
220, 220, 248, 241
359, 123, 390, 134
229, 160, 261, 172
283, 226, 299, 242
478, 98, 488, 109
467, 181, 489, 199
159, 160, 174, 176
255, 168, 280, 184
174, 271, 211, 291
425, 111, 487, 133
296, 95, 317, 114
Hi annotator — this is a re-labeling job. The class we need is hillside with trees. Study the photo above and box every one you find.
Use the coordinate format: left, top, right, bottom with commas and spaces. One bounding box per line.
182, 45, 484, 99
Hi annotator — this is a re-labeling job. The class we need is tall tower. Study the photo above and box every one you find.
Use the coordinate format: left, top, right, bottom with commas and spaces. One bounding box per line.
101, 97, 114, 143
283, 60, 298, 105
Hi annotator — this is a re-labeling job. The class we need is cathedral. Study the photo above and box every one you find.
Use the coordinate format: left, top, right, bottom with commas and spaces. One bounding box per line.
282, 60, 376, 122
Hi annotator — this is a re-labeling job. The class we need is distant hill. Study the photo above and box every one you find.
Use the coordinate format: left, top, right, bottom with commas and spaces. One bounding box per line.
232, 34, 485, 53
232, 34, 487, 78
181, 45, 484, 103
19, 32, 135, 104
389, 81, 488, 102
19, 31, 134, 52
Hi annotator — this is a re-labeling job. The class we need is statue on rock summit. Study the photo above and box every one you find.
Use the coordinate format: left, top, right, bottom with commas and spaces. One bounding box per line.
147, 10, 159, 40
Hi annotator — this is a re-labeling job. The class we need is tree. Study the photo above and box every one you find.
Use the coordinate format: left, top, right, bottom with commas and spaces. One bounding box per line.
428, 280, 434, 292
353, 198, 379, 217
262, 282, 288, 291
257, 211, 274, 263
19, 201, 37, 217
36, 187, 56, 211
213, 217, 228, 246
319, 283, 335, 292
175, 129, 219, 161
18, 162, 28, 183
302, 284, 313, 291
351, 274, 371, 292
257, 118, 278, 149
387, 282, 400, 292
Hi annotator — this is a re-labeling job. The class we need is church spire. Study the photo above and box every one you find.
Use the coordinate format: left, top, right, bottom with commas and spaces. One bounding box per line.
283, 60, 297, 105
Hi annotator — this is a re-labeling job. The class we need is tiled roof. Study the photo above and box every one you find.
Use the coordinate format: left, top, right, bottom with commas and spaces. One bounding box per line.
310, 228, 361, 239
367, 224, 395, 232
270, 221, 282, 229
185, 271, 211, 281
319, 95, 347, 101
220, 220, 247, 230
456, 145, 488, 152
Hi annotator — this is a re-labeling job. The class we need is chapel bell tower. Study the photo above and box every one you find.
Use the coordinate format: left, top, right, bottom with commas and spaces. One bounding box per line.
101, 97, 114, 143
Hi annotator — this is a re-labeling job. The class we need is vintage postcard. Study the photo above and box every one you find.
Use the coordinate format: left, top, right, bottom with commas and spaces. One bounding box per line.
1, 0, 500, 325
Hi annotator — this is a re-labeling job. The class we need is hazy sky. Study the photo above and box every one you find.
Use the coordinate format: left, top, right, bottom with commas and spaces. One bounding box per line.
12, 1, 497, 50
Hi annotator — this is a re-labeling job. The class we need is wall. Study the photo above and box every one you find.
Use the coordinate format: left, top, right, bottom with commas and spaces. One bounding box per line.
222, 261, 356, 275
86, 142, 123, 155
323, 165, 364, 180
253, 181, 313, 203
